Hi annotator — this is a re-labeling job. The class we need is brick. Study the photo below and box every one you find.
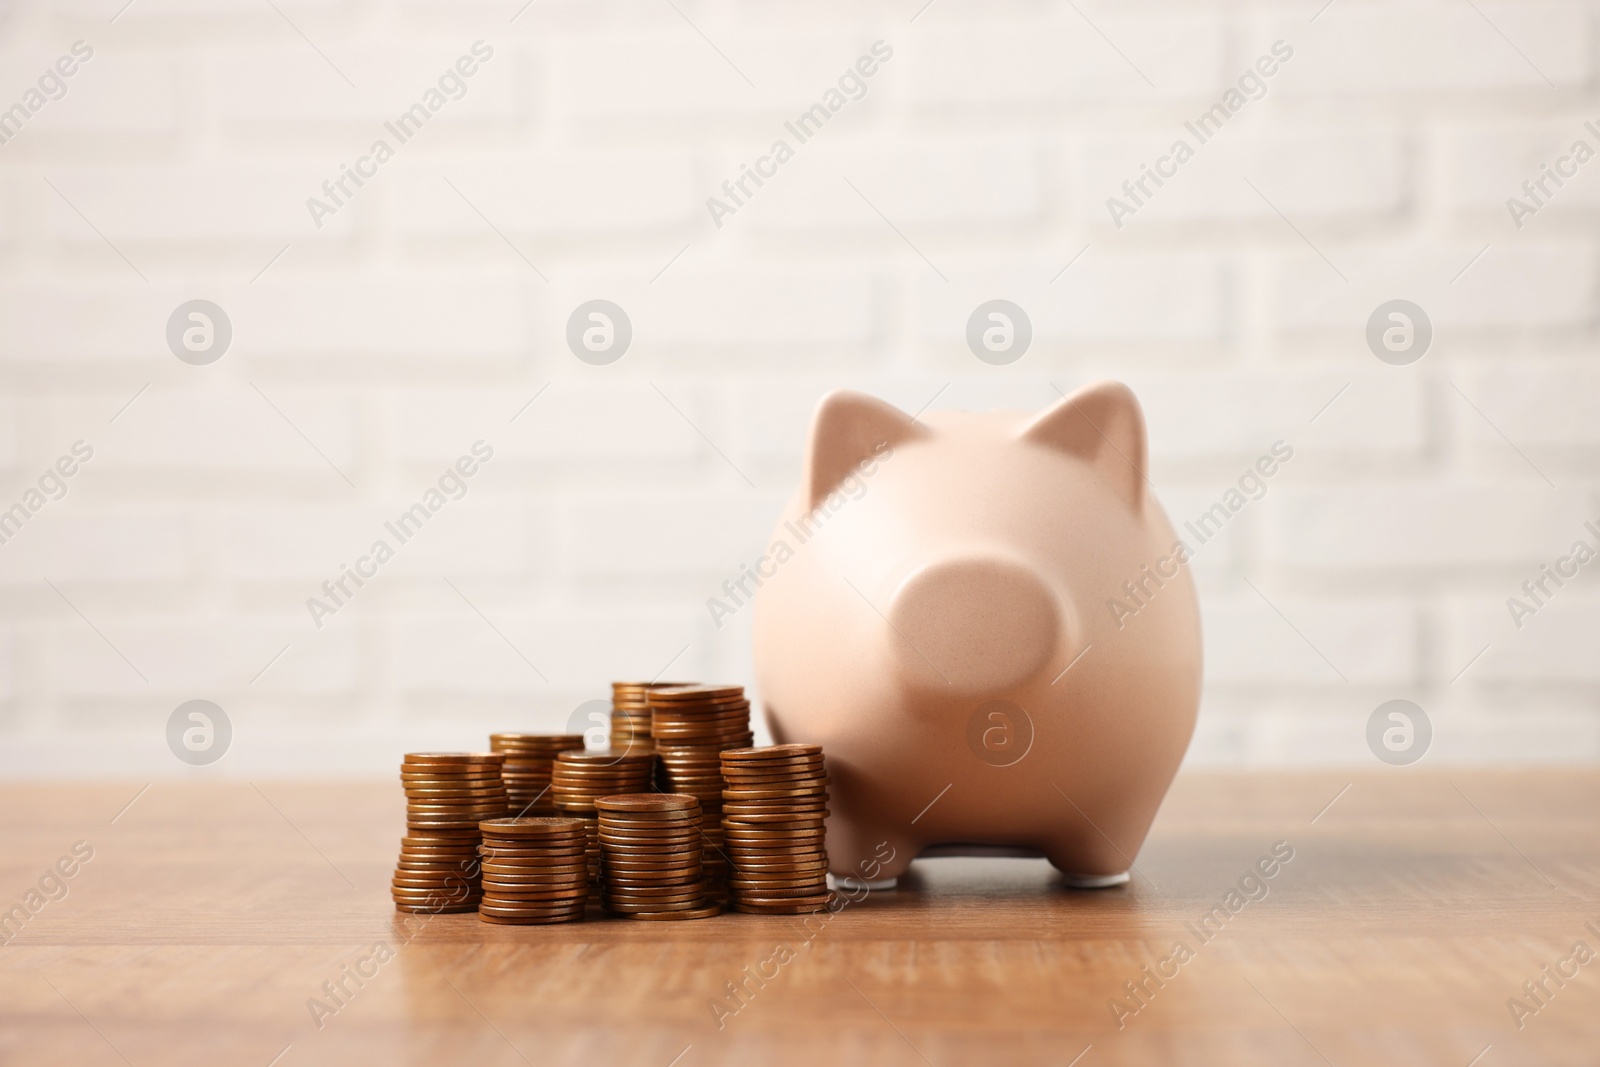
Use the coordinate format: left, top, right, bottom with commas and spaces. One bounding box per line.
1264, 2, 1589, 94
1080, 129, 1407, 229
1271, 241, 1595, 335
1428, 710, 1600, 762
555, 30, 890, 121
391, 605, 705, 693
4, 53, 180, 139
913, 254, 1226, 349
214, 498, 532, 584
1119, 369, 1427, 466
907, 14, 1226, 105
1444, 120, 1600, 223
51, 617, 359, 697
552, 266, 877, 352
209, 43, 517, 129
566, 491, 787, 578
47, 164, 356, 243
238, 271, 527, 359
0, 510, 190, 584
1456, 360, 1600, 452
84, 389, 358, 473
0, 399, 16, 470
0, 284, 180, 362
1202, 593, 1419, 686
745, 138, 1043, 231
395, 151, 697, 237
391, 384, 704, 466
52, 0, 349, 15
1266, 486, 1592, 573
1455, 594, 1600, 684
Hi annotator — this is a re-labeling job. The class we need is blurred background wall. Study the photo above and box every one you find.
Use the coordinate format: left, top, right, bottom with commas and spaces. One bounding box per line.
0, 0, 1595, 775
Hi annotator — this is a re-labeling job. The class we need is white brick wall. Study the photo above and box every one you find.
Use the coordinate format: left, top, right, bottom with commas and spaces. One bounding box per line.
1, 0, 1597, 775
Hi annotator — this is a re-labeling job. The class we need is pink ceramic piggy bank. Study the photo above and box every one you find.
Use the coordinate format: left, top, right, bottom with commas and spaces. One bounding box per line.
751, 383, 1201, 887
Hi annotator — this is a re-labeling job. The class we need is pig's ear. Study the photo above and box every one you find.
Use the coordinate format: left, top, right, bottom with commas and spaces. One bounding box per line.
1018, 381, 1147, 509
803, 390, 927, 510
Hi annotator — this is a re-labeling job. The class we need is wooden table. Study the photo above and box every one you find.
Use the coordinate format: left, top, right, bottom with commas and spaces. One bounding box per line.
1, 771, 1596, 1066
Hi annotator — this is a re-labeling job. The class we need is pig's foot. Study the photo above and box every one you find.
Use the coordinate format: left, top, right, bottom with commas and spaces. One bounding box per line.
828, 873, 897, 892
826, 822, 915, 882
1055, 870, 1130, 889
1043, 837, 1134, 888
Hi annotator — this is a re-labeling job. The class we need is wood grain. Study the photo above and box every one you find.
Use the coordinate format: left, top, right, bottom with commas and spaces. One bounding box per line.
1, 771, 1596, 1066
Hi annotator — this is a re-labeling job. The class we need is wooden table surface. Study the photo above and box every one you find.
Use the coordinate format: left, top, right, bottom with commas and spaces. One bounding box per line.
1, 771, 1596, 1066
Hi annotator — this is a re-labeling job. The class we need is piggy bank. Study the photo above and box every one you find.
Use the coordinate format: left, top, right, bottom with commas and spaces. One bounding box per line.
751, 383, 1201, 887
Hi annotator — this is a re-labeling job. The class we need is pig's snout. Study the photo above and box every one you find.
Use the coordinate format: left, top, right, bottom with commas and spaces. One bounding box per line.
885, 554, 1062, 694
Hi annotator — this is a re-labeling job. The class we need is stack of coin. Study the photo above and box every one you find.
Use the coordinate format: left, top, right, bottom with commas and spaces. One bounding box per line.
550, 749, 656, 881
392, 752, 507, 913
489, 733, 584, 816
596, 794, 720, 920
477, 817, 589, 924
721, 744, 832, 914
610, 681, 692, 747
649, 685, 752, 899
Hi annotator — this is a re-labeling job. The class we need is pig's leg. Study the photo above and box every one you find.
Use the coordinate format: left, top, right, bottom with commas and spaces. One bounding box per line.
1040, 833, 1133, 888
825, 818, 915, 887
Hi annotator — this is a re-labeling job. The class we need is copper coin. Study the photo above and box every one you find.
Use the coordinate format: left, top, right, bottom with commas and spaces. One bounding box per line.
732, 900, 831, 914
396, 859, 480, 872
556, 750, 655, 765
480, 861, 590, 875
481, 888, 589, 903
726, 851, 825, 870
627, 902, 722, 920
480, 851, 595, 870
479, 848, 586, 859
730, 857, 829, 872
480, 825, 595, 838
482, 871, 588, 884
477, 911, 584, 925
598, 844, 702, 859
392, 879, 479, 893
596, 823, 703, 838
396, 902, 479, 914
595, 794, 699, 814
389, 890, 482, 904
405, 751, 505, 763
399, 843, 481, 855
603, 862, 701, 878
480, 908, 595, 921
480, 902, 595, 921
603, 879, 707, 897
721, 762, 826, 777
601, 855, 704, 870
647, 684, 743, 700
723, 829, 826, 842
735, 882, 833, 897
391, 891, 482, 906
403, 785, 509, 797
723, 744, 821, 760
595, 819, 700, 831
603, 873, 701, 888
720, 773, 828, 787
730, 877, 828, 892
597, 833, 702, 848
605, 897, 707, 914
402, 831, 481, 842
491, 732, 583, 745
401, 780, 502, 791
